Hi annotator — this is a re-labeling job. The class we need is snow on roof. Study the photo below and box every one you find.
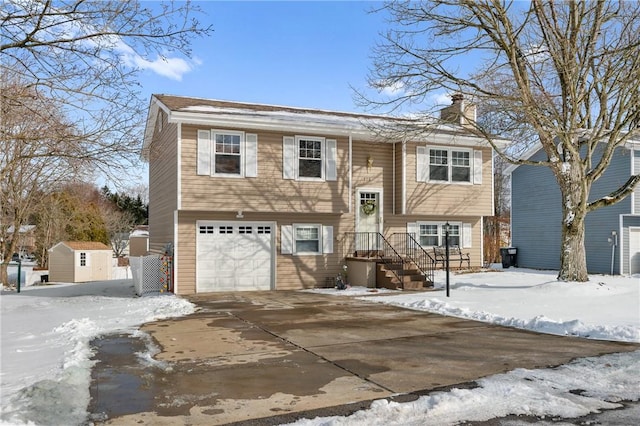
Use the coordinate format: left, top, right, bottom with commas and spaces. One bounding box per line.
142, 94, 503, 159
130, 229, 149, 237
7, 225, 36, 234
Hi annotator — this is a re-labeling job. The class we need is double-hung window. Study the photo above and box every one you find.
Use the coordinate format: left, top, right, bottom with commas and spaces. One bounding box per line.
418, 224, 439, 246
281, 224, 334, 255
418, 146, 480, 184
429, 148, 471, 183
298, 137, 323, 179
451, 150, 471, 182
214, 132, 241, 175
282, 136, 337, 181
418, 223, 461, 246
197, 130, 258, 178
294, 225, 321, 254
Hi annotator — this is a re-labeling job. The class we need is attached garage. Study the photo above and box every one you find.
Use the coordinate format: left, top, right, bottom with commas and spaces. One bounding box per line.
196, 221, 275, 292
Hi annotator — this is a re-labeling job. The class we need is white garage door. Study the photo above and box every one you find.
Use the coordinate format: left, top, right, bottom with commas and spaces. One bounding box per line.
630, 227, 640, 275
197, 221, 273, 292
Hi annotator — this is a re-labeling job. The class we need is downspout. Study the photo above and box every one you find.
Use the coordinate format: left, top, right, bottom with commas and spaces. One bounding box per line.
402, 140, 407, 215
174, 122, 182, 294
392, 143, 396, 215
349, 135, 353, 214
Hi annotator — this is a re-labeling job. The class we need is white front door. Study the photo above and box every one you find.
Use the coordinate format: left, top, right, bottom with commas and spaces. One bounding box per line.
356, 190, 382, 250
196, 222, 273, 292
629, 227, 640, 275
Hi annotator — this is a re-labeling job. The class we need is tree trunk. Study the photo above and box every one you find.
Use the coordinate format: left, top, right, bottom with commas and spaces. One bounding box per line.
557, 171, 590, 282
0, 262, 8, 286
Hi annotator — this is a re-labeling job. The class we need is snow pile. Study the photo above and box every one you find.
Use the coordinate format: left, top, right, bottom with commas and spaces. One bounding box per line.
0, 280, 194, 426
288, 351, 639, 426
1, 269, 639, 425
361, 269, 639, 343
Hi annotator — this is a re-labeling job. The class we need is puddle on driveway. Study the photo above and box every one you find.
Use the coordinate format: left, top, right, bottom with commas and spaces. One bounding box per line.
88, 334, 158, 420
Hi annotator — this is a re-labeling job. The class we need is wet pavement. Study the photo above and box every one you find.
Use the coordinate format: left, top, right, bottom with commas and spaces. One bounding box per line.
88, 291, 639, 425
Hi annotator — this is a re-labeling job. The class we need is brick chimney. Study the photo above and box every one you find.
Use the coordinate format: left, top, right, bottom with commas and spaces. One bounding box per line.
440, 94, 476, 128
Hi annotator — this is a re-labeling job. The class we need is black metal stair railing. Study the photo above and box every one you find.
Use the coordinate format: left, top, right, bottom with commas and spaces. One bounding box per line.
343, 232, 406, 285
389, 233, 436, 285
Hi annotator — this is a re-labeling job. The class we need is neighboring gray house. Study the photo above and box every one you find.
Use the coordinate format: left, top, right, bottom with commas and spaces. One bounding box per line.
507, 143, 640, 275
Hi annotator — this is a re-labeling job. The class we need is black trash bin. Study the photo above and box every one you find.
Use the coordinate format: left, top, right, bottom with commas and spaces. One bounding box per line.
500, 247, 518, 268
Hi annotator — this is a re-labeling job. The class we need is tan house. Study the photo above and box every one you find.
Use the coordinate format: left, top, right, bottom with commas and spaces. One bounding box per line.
142, 94, 508, 294
48, 241, 113, 283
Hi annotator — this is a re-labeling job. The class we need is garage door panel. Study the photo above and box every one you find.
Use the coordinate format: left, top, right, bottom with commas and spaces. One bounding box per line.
197, 223, 273, 292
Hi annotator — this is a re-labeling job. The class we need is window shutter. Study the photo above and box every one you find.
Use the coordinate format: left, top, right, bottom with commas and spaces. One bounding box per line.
281, 225, 293, 254
473, 150, 482, 184
197, 130, 211, 176
322, 225, 333, 254
462, 223, 472, 248
406, 222, 418, 239
283, 136, 295, 179
416, 146, 428, 182
325, 139, 337, 181
245, 133, 258, 177
406, 222, 418, 249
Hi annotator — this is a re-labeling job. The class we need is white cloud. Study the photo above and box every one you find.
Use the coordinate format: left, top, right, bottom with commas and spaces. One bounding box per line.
130, 54, 200, 81
380, 80, 405, 96
113, 38, 199, 81
430, 91, 453, 107
372, 79, 405, 96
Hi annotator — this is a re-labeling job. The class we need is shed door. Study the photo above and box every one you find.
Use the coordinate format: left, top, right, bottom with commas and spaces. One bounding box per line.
197, 222, 273, 292
630, 227, 640, 275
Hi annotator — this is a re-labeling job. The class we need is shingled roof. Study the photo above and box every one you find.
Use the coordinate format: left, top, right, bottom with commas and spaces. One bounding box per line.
153, 94, 394, 121
60, 241, 111, 251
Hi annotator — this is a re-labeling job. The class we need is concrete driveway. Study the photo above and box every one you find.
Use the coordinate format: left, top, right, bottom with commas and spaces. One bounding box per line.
89, 291, 639, 425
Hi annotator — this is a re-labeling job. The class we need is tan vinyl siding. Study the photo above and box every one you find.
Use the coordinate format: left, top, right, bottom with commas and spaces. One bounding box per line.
405, 143, 493, 216
351, 140, 395, 214
49, 245, 74, 283
395, 142, 404, 215
384, 216, 484, 268
180, 126, 349, 214
175, 211, 347, 294
148, 120, 178, 254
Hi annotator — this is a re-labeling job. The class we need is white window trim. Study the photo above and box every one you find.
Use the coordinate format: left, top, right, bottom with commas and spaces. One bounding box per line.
293, 223, 322, 255
426, 146, 474, 184
281, 224, 333, 255
296, 135, 325, 181
212, 129, 245, 178
417, 221, 463, 246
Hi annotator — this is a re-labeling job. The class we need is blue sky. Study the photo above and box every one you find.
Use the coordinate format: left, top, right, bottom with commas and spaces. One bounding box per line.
122, 1, 455, 189
137, 1, 391, 112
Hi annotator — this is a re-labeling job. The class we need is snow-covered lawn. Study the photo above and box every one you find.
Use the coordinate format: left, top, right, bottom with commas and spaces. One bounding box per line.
1, 268, 639, 425
0, 280, 194, 426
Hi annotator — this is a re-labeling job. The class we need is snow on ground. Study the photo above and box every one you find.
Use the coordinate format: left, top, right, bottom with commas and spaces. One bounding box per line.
0, 280, 194, 426
0, 268, 639, 426
365, 268, 639, 342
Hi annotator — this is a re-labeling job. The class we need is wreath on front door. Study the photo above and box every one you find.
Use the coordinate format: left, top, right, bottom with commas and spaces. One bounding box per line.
361, 199, 376, 215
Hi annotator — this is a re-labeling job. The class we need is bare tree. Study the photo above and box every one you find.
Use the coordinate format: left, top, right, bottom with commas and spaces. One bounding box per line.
1, 0, 211, 178
359, 0, 640, 281
1, 77, 81, 284
1, 1, 210, 284
104, 209, 135, 258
